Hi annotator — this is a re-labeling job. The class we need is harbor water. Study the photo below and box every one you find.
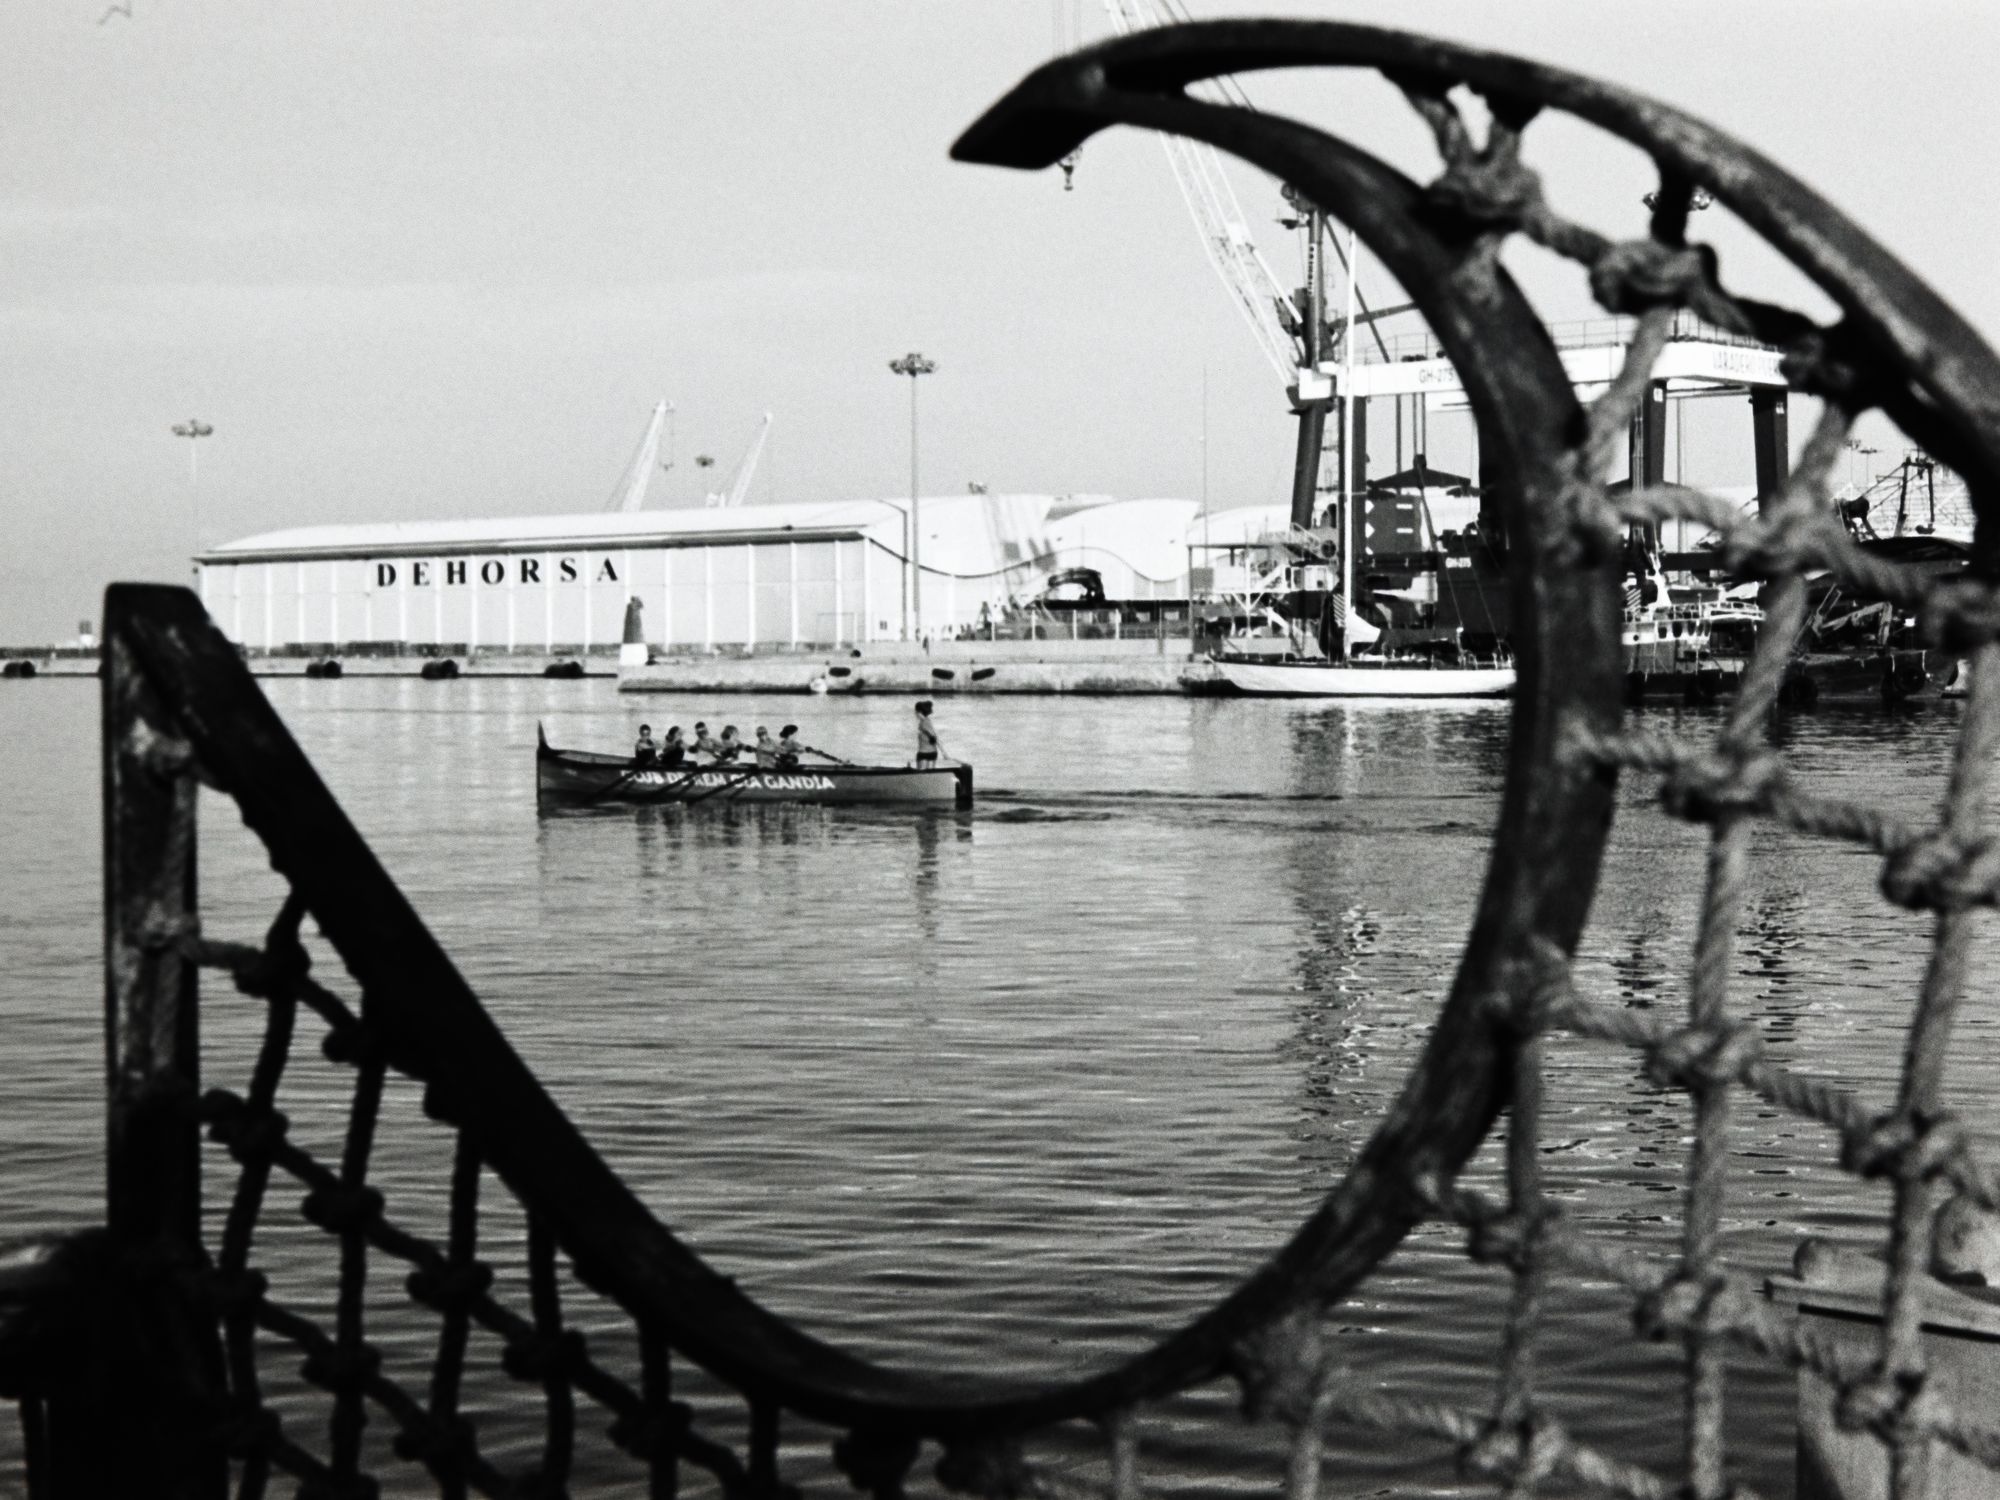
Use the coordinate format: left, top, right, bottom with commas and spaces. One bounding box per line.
2, 677, 1992, 1494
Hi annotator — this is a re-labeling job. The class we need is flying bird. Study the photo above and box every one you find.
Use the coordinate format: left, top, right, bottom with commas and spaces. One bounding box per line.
98, 2, 132, 22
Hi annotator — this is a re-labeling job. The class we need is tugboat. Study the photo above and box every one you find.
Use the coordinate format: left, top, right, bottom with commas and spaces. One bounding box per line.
1783, 569, 1954, 705
1621, 552, 1761, 706
1777, 468, 1968, 706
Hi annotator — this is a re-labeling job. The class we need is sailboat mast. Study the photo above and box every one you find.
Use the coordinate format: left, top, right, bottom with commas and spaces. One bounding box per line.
1339, 224, 1359, 661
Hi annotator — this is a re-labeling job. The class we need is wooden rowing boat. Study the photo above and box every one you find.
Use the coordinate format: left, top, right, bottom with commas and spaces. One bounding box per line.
536, 725, 972, 808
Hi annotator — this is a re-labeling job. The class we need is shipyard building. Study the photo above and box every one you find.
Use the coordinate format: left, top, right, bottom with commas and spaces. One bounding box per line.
195, 493, 1276, 654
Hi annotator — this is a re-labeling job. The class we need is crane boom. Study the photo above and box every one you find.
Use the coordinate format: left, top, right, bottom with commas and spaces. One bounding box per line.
1093, 1, 1416, 535
712, 413, 773, 508
1101, 0, 1299, 384
606, 400, 668, 512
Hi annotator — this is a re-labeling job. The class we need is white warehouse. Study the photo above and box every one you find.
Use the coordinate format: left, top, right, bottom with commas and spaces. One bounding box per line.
195, 493, 1255, 654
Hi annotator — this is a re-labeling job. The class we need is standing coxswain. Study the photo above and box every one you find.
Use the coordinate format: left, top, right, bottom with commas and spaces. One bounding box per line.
914, 700, 944, 768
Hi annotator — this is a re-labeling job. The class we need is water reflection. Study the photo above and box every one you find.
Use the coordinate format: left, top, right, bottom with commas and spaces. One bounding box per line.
1270, 704, 1514, 1188
0, 679, 1988, 1497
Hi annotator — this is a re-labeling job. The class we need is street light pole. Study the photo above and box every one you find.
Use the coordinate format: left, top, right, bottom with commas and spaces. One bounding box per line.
888, 353, 936, 642
171, 419, 214, 581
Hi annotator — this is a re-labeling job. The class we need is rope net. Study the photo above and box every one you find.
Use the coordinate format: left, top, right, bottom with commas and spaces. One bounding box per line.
56, 26, 2000, 1500
1240, 76, 2000, 1500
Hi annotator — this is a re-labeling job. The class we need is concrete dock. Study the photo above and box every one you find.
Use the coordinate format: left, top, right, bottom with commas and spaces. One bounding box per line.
0, 651, 617, 679
618, 640, 1217, 696
4, 642, 1223, 693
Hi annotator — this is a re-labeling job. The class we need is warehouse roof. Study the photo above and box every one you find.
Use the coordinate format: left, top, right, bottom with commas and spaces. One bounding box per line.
197, 498, 928, 563
194, 493, 1288, 582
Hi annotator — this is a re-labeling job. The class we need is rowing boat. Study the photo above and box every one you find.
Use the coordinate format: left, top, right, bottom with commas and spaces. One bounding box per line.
536, 725, 973, 808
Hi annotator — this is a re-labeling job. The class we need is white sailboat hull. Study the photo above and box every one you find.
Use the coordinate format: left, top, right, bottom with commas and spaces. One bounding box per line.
1211, 659, 1515, 698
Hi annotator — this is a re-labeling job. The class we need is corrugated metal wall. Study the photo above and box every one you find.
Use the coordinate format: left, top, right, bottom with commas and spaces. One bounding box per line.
199, 538, 900, 652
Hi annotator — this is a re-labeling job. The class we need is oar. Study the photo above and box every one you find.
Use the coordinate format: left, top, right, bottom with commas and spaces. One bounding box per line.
683, 770, 760, 806
582, 754, 707, 807
633, 764, 707, 802
798, 743, 856, 767
577, 762, 651, 806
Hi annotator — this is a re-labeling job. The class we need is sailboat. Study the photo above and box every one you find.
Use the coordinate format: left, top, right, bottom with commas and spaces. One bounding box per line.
1205, 225, 1514, 700
1209, 658, 1513, 697
1206, 611, 1515, 697
1197, 215, 1515, 700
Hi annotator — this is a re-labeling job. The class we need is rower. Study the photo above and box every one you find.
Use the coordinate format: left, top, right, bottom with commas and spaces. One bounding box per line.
715, 726, 743, 764
776, 724, 802, 769
692, 722, 722, 761
633, 725, 658, 766
754, 726, 779, 769
914, 700, 943, 768
659, 726, 687, 768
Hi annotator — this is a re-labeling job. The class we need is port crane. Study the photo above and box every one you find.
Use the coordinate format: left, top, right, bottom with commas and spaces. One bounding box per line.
607, 401, 669, 513
606, 405, 772, 511
1095, 0, 1412, 534
705, 412, 773, 508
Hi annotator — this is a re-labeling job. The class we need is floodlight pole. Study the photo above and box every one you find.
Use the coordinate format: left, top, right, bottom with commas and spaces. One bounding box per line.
888, 353, 936, 642
171, 419, 214, 579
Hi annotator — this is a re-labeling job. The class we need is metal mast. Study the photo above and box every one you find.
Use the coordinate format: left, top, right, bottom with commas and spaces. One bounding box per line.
888, 353, 937, 641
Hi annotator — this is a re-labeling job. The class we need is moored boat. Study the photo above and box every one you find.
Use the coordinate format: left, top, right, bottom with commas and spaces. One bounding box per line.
1201, 657, 1513, 698
536, 726, 972, 808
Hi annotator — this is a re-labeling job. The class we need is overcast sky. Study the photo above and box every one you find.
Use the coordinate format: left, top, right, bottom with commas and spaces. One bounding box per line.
4, 2, 1996, 641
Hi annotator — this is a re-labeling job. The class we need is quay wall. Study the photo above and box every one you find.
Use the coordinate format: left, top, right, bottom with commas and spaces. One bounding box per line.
621, 641, 1216, 696
0, 643, 1221, 691
0, 649, 617, 679
236, 652, 619, 678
